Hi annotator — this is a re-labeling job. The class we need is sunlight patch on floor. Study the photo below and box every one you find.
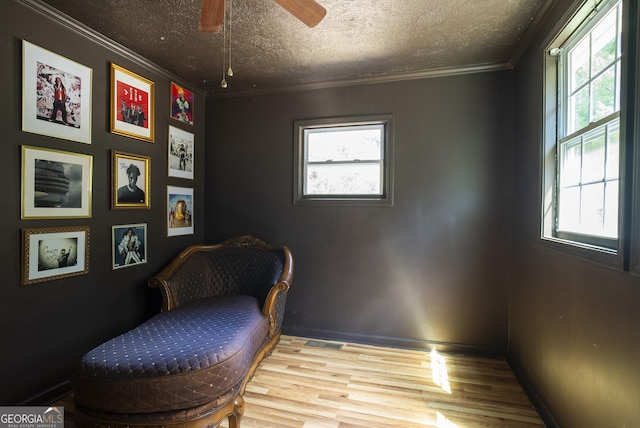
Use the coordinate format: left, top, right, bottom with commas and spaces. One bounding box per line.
431, 349, 451, 394
437, 411, 459, 428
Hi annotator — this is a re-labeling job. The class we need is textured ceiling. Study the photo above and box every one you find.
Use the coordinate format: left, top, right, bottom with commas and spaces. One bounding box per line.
37, 0, 552, 96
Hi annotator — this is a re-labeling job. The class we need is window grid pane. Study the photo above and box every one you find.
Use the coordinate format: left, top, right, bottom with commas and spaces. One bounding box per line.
590, 8, 617, 76
568, 86, 590, 132
606, 119, 619, 179
603, 180, 619, 237
306, 127, 383, 162
561, 137, 582, 186
569, 37, 590, 91
566, 3, 621, 135
305, 162, 382, 195
580, 182, 605, 234
590, 66, 617, 122
558, 117, 619, 236
581, 126, 606, 183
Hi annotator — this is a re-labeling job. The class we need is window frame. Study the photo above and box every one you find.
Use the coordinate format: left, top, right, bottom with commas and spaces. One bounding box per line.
541, 0, 633, 269
293, 115, 394, 206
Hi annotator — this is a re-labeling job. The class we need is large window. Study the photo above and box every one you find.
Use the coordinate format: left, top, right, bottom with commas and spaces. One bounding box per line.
542, 0, 625, 259
293, 115, 393, 205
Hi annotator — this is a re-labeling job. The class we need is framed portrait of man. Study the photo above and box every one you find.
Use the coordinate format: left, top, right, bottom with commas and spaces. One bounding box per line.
112, 151, 150, 209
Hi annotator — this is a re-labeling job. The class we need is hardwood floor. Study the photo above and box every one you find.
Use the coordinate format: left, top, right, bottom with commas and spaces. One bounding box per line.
58, 335, 544, 428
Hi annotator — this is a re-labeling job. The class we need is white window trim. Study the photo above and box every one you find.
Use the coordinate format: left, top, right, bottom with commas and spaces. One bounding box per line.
293, 115, 394, 206
540, 0, 632, 269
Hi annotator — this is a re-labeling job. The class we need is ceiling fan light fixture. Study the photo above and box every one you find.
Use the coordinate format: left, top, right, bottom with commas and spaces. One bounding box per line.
202, 0, 325, 90
219, 0, 232, 89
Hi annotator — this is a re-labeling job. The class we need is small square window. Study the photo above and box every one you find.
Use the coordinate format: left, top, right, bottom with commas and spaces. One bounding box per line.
293, 115, 393, 205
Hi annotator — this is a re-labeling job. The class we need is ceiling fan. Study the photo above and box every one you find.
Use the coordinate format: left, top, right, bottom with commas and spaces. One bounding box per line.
199, 0, 327, 33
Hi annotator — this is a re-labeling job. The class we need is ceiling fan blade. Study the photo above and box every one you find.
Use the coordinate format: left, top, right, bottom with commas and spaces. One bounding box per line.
273, 0, 327, 28
199, 0, 225, 33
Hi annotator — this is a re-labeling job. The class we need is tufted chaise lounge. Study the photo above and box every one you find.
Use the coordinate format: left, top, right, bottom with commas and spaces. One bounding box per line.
71, 236, 294, 428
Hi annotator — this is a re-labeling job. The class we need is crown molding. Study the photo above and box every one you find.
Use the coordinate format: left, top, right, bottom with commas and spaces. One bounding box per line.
17, 0, 206, 97
209, 62, 514, 99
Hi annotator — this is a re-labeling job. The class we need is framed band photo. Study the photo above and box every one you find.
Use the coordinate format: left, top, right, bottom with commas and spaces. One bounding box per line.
112, 223, 147, 270
112, 151, 150, 209
22, 226, 90, 285
21, 145, 93, 219
168, 125, 194, 179
170, 82, 193, 125
110, 63, 154, 142
167, 185, 193, 236
22, 40, 92, 144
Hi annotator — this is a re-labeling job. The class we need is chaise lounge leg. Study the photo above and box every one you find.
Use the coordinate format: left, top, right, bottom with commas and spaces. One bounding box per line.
227, 395, 245, 428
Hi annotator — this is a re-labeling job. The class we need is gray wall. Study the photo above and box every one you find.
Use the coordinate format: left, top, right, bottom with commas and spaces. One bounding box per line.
510, 0, 640, 426
1, 0, 204, 404
10, 2, 640, 425
206, 72, 514, 354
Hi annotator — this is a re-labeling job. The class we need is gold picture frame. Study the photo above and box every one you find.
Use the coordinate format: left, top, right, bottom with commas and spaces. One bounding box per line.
21, 145, 93, 219
110, 63, 154, 142
112, 150, 150, 209
22, 226, 90, 285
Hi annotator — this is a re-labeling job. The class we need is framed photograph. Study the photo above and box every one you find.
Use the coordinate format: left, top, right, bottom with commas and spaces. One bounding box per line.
22, 145, 93, 219
167, 186, 193, 236
112, 223, 147, 270
170, 82, 194, 125
168, 125, 194, 179
112, 151, 150, 209
110, 63, 154, 142
22, 40, 92, 144
22, 226, 90, 285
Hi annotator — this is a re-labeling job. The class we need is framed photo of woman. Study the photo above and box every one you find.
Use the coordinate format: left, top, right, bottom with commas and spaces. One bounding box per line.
22, 40, 93, 144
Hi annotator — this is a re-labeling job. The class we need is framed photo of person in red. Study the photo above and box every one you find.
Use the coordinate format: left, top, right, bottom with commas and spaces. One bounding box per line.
170, 82, 194, 125
110, 63, 154, 142
22, 40, 93, 144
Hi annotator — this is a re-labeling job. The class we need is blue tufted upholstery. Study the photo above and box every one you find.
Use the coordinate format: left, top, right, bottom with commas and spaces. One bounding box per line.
164, 247, 284, 309
72, 295, 269, 413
